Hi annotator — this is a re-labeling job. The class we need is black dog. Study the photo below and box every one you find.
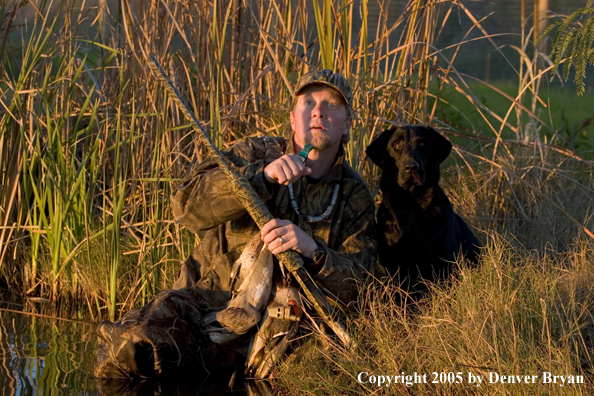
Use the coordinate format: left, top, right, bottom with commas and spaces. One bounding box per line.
366, 125, 480, 292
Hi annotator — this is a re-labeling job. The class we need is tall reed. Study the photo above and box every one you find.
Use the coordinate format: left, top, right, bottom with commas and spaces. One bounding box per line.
0, 0, 591, 322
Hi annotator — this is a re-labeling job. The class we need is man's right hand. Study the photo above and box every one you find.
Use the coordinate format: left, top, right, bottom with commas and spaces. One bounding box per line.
263, 154, 312, 185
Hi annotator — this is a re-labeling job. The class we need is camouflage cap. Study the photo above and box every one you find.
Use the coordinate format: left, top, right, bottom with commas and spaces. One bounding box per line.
294, 69, 353, 116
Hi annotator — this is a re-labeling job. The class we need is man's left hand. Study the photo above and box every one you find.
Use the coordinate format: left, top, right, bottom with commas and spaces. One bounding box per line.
261, 219, 318, 257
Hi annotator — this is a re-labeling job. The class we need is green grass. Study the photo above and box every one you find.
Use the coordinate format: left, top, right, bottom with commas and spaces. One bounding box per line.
436, 81, 594, 154
1, 1, 594, 393
3, 0, 460, 316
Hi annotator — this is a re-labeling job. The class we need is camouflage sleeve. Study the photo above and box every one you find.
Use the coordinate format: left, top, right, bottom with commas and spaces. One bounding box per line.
170, 138, 281, 233
311, 184, 377, 305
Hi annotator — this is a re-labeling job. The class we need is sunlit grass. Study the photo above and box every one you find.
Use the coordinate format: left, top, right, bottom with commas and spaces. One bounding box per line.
274, 143, 594, 394
0, 0, 592, 352
274, 237, 594, 395
1, 0, 594, 392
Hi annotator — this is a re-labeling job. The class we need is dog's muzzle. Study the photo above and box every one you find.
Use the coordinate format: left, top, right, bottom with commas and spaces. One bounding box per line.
398, 160, 424, 188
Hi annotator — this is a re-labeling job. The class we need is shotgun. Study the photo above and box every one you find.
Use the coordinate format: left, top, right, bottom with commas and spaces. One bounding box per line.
147, 55, 351, 347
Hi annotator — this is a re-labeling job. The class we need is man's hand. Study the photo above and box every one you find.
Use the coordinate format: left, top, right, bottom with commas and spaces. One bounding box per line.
261, 219, 318, 257
263, 154, 312, 185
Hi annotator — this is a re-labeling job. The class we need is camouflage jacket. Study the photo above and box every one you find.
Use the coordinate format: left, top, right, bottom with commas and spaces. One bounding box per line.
170, 135, 377, 307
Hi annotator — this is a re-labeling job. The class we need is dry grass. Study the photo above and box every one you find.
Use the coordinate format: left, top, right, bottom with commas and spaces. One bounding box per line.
274, 241, 594, 395
2, 0, 494, 317
1, 0, 594, 392
271, 144, 594, 395
0, 0, 593, 373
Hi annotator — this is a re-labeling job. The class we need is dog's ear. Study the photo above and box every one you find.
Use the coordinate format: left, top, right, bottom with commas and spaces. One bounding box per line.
366, 128, 396, 168
427, 127, 452, 165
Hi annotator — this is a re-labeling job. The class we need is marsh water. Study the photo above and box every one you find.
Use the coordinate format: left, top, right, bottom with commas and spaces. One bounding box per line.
0, 301, 252, 395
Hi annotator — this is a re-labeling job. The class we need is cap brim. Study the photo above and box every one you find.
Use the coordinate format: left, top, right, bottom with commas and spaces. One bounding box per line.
294, 82, 352, 115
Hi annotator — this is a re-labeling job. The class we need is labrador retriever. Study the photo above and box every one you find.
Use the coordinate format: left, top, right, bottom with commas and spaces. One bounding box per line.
366, 125, 480, 292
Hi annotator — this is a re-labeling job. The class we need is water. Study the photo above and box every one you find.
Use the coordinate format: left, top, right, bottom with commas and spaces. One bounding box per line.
0, 303, 96, 395
0, 303, 257, 395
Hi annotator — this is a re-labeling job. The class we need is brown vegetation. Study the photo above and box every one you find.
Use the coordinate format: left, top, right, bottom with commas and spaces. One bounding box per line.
1, 1, 593, 392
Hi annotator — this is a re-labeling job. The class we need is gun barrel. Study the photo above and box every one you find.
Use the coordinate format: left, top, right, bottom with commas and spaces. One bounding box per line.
147, 55, 351, 347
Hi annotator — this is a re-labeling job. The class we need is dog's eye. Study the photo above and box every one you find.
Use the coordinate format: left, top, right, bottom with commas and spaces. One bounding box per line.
419, 142, 426, 148
393, 142, 401, 149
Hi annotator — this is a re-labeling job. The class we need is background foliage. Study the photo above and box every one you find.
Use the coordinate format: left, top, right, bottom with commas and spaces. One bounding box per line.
1, 0, 594, 393
0, 0, 592, 360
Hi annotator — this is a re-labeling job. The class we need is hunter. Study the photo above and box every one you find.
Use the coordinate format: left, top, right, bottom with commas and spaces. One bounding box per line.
94, 69, 377, 380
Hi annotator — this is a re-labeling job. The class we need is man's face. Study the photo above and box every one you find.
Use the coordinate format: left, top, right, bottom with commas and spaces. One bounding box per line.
290, 85, 352, 151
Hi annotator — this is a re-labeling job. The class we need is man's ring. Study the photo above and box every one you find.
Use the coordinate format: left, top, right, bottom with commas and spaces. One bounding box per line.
279, 237, 285, 244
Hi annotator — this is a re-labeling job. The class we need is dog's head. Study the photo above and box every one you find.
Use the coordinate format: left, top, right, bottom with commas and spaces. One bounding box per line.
366, 126, 452, 193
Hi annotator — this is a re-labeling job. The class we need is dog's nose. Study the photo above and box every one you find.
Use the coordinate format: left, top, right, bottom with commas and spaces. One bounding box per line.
404, 161, 419, 173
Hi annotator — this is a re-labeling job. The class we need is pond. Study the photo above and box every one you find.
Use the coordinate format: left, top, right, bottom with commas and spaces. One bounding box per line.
0, 302, 259, 395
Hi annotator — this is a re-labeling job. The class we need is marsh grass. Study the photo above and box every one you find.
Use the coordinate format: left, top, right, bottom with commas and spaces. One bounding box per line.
2, 0, 594, 393
434, 81, 594, 154
272, 146, 594, 395
273, 237, 594, 395
1, 0, 474, 316
0, 2, 593, 383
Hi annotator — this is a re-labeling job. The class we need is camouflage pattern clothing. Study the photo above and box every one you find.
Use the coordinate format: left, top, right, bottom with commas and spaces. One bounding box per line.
94, 135, 376, 380
171, 135, 377, 305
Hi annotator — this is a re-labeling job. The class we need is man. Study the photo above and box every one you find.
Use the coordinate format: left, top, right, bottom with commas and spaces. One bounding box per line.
94, 69, 377, 380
